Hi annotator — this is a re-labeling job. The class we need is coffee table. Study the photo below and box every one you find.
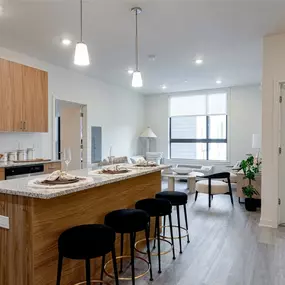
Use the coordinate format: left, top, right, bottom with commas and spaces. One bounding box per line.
161, 171, 204, 193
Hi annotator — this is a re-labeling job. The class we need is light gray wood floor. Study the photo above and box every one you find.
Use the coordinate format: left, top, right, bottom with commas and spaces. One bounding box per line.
114, 180, 285, 285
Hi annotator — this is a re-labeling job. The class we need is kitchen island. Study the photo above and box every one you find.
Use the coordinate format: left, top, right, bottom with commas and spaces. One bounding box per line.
0, 165, 168, 285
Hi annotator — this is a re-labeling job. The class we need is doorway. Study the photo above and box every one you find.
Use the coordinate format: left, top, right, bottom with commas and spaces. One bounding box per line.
55, 99, 87, 170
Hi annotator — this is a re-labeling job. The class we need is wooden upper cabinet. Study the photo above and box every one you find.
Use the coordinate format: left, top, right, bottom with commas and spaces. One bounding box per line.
0, 58, 48, 133
0, 59, 23, 132
22, 66, 48, 132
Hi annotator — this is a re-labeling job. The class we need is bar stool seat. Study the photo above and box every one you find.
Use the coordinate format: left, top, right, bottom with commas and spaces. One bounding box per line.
156, 191, 188, 205
58, 224, 115, 259
56, 224, 119, 285
135, 198, 172, 217
105, 209, 149, 233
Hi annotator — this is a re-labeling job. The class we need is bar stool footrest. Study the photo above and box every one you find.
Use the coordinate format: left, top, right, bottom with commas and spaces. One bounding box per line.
74, 280, 112, 285
134, 237, 173, 256
160, 225, 189, 239
104, 255, 150, 281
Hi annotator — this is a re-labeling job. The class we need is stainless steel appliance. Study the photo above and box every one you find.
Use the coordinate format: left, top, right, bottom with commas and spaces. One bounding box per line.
5, 164, 44, 180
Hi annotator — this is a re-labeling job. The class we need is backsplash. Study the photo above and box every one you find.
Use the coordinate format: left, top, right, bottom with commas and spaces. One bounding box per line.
0, 133, 50, 158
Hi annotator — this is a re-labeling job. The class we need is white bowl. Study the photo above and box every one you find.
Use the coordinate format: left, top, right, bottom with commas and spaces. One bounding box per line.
171, 167, 191, 175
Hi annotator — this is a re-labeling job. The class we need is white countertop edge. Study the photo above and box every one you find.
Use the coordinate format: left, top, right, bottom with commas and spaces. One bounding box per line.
0, 165, 170, 199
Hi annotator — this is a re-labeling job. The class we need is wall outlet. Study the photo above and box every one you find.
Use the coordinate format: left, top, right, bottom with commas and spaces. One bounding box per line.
0, 215, 9, 229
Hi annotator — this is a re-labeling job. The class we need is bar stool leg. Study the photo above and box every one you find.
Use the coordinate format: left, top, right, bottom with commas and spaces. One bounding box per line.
153, 222, 157, 250
130, 232, 136, 285
145, 224, 154, 281
85, 258, 91, 285
100, 254, 105, 281
168, 214, 176, 260
156, 216, 162, 274
183, 204, 190, 244
163, 215, 166, 237
56, 254, 63, 285
111, 246, 119, 285
120, 233, 124, 273
176, 205, 182, 254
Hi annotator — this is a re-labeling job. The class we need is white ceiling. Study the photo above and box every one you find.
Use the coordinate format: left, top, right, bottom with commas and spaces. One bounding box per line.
2, 0, 285, 94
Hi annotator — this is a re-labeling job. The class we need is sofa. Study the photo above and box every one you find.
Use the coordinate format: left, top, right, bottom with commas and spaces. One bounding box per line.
175, 164, 214, 175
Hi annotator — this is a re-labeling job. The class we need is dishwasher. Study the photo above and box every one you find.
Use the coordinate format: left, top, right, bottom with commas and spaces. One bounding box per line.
5, 164, 45, 180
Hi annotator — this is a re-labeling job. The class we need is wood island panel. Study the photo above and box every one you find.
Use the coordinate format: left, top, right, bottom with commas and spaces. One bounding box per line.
0, 171, 161, 285
0, 168, 4, 180
0, 194, 34, 285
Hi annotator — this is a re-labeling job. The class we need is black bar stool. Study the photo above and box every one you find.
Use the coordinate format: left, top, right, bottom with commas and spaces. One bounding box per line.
104, 209, 153, 285
135, 198, 176, 273
156, 191, 190, 254
56, 224, 119, 285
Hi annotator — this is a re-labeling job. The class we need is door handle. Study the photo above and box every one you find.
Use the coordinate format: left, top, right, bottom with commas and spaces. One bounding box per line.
20, 121, 23, 130
23, 121, 26, 131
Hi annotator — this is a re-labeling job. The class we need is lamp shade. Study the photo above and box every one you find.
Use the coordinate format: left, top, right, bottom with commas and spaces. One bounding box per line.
252, 134, 261, 149
132, 71, 143, 87
74, 42, 90, 66
140, 127, 157, 138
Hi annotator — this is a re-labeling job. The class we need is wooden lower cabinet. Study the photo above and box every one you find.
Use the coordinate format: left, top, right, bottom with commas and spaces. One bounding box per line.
44, 162, 62, 174
0, 169, 4, 181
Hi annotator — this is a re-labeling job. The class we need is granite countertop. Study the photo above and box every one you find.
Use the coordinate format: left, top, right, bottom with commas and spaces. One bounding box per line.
0, 160, 61, 168
0, 164, 169, 199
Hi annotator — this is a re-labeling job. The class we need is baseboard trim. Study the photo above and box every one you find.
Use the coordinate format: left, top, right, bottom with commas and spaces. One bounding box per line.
259, 219, 278, 228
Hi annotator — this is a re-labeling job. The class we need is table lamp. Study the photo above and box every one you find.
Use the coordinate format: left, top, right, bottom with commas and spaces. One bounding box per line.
252, 134, 261, 164
140, 127, 157, 153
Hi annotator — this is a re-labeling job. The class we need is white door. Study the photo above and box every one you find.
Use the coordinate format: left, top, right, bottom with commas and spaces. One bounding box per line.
61, 105, 81, 171
279, 83, 285, 224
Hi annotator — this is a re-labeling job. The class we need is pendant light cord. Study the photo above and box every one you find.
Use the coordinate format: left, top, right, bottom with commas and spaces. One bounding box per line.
135, 9, 139, 71
80, 0, 83, 42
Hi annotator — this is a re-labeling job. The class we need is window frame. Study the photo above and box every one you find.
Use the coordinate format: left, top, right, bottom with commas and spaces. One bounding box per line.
169, 114, 228, 160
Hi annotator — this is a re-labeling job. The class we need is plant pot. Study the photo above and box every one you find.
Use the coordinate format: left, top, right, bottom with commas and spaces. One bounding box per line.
245, 198, 257, 212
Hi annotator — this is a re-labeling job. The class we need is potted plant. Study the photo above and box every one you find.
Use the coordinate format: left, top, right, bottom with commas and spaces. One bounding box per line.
241, 155, 260, 211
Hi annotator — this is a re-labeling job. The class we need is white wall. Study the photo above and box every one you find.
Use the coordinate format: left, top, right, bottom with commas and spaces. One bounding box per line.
144, 85, 262, 170
0, 47, 145, 162
261, 33, 285, 228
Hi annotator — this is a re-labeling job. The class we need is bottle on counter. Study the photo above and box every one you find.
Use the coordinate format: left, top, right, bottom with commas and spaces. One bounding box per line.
8, 151, 17, 162
17, 149, 25, 161
26, 148, 35, 160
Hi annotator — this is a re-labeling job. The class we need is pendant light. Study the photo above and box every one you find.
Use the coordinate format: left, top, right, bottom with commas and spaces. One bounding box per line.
74, 0, 90, 66
131, 7, 143, 88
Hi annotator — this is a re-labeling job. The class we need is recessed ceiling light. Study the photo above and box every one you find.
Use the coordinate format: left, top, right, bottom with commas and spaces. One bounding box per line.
61, 38, 72, 46
216, 79, 222, 84
195, 58, 203, 65
148, 54, 156, 61
127, 68, 134, 75
161, 84, 167, 90
184, 80, 188, 83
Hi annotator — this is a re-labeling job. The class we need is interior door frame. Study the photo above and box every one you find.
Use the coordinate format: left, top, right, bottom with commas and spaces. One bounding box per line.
52, 96, 88, 168
278, 81, 285, 225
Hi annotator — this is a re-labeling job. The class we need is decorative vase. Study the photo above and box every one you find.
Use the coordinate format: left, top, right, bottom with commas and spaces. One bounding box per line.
245, 198, 257, 212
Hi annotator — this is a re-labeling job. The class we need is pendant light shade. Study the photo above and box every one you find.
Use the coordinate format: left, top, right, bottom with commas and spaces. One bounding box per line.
132, 71, 143, 87
74, 42, 90, 66
131, 7, 143, 88
74, 0, 90, 66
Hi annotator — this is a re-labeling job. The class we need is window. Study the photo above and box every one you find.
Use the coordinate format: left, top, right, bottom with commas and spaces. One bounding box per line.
169, 93, 227, 160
